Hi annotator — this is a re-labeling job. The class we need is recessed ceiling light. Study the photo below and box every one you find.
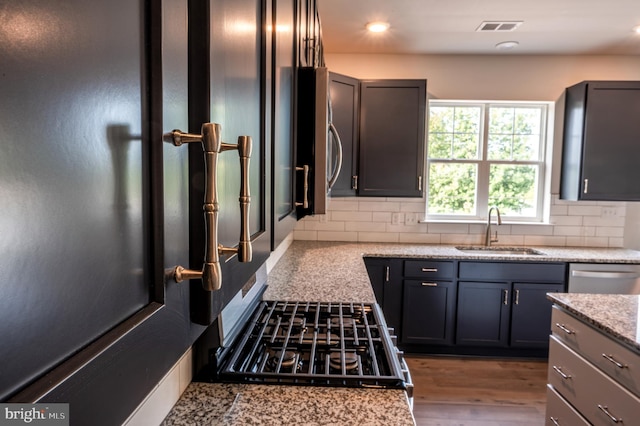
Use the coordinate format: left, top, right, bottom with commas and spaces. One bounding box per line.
366, 21, 390, 33
634, 25, 640, 34
495, 41, 519, 51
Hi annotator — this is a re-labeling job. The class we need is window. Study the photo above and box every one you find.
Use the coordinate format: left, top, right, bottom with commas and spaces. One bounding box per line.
426, 101, 551, 222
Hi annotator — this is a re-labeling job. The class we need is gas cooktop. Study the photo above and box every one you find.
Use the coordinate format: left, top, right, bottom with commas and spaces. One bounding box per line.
216, 300, 407, 389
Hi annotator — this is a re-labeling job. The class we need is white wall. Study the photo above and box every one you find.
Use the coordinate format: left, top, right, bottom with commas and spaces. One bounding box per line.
295, 53, 640, 248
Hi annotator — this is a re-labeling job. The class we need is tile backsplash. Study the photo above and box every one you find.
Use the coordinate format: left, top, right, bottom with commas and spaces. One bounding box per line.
294, 195, 626, 248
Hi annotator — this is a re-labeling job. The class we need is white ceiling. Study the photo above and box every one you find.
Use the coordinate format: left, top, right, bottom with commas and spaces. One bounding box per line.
317, 0, 640, 55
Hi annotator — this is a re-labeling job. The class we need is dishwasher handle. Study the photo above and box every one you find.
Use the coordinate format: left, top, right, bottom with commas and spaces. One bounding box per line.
571, 270, 639, 280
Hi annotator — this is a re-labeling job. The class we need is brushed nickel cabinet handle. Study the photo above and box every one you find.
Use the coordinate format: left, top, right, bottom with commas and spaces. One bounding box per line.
549, 417, 560, 426
422, 282, 438, 287
555, 323, 575, 335
352, 175, 358, 190
503, 289, 509, 305
385, 265, 390, 282
597, 405, 621, 423
165, 123, 252, 291
552, 365, 571, 380
514, 289, 520, 305
218, 135, 253, 263
295, 165, 309, 208
421, 268, 438, 272
583, 178, 589, 194
602, 353, 627, 369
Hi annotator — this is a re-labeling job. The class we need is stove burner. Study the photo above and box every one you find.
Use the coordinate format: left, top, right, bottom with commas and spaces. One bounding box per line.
268, 350, 299, 371
329, 351, 358, 372
350, 304, 373, 317
289, 317, 305, 329
330, 317, 355, 330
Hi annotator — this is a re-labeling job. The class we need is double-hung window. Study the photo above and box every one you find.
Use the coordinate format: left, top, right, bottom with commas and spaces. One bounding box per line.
426, 100, 551, 222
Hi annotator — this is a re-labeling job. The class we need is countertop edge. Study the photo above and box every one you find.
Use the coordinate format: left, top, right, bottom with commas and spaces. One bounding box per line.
548, 293, 640, 353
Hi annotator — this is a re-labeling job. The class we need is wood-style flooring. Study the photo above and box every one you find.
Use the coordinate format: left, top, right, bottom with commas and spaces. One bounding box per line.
405, 355, 548, 426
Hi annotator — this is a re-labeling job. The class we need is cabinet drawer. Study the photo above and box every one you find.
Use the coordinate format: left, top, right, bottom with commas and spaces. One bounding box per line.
404, 260, 453, 279
548, 336, 640, 425
545, 384, 590, 426
459, 262, 566, 282
552, 307, 640, 397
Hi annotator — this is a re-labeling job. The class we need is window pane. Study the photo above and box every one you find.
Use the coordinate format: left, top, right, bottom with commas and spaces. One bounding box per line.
488, 106, 542, 161
513, 135, 539, 160
453, 107, 481, 159
489, 164, 538, 216
487, 134, 513, 160
453, 133, 479, 159
427, 163, 477, 215
489, 107, 514, 134
428, 132, 452, 159
429, 106, 481, 160
429, 106, 454, 132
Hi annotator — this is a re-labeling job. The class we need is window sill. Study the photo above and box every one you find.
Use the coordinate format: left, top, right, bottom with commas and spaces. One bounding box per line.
419, 218, 551, 226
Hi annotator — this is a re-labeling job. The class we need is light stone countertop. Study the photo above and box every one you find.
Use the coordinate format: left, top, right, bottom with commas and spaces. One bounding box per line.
263, 240, 640, 302
548, 293, 640, 353
162, 383, 414, 425
164, 240, 640, 425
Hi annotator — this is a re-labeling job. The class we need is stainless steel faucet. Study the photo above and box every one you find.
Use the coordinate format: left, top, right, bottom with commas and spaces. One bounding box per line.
485, 207, 502, 246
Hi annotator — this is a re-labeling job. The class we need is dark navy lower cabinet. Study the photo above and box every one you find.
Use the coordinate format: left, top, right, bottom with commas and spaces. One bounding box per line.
363, 257, 403, 336
402, 280, 456, 345
455, 262, 567, 354
510, 282, 565, 347
456, 281, 511, 347
364, 258, 568, 357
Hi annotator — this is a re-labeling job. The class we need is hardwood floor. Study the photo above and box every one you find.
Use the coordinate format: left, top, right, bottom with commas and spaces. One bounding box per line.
405, 355, 548, 426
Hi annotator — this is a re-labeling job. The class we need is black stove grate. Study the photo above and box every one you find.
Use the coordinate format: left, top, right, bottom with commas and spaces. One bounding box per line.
217, 301, 406, 389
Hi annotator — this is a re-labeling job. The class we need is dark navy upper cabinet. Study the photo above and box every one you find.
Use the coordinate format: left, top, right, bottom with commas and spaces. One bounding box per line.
561, 81, 640, 201
1, 1, 203, 423
271, 0, 298, 249
1, 0, 290, 423
328, 72, 360, 197
188, 0, 271, 325
358, 80, 426, 197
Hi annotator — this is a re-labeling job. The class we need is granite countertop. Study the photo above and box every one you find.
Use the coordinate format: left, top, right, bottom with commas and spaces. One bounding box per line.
162, 383, 413, 425
263, 241, 640, 302
164, 241, 640, 425
548, 293, 640, 353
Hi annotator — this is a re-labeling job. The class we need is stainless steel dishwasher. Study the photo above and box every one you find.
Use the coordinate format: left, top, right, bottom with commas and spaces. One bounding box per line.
568, 263, 640, 294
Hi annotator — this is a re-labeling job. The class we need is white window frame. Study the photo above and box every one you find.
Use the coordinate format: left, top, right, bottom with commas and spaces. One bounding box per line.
425, 100, 553, 223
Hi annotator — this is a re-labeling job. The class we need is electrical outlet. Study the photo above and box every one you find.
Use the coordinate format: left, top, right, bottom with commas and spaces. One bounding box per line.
318, 214, 327, 223
391, 213, 403, 225
405, 213, 418, 225
602, 207, 618, 217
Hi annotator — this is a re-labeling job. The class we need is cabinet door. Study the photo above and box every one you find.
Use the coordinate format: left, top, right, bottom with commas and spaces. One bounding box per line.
363, 258, 402, 334
271, 0, 298, 248
188, 0, 271, 324
561, 81, 640, 201
402, 280, 456, 345
328, 72, 360, 197
456, 282, 510, 346
511, 283, 563, 348
2, 1, 203, 423
358, 80, 426, 197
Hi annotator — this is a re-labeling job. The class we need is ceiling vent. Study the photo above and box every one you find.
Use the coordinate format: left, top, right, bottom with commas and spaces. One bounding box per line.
476, 21, 523, 32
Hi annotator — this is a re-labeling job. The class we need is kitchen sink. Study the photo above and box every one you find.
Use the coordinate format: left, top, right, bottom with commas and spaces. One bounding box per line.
455, 246, 545, 255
